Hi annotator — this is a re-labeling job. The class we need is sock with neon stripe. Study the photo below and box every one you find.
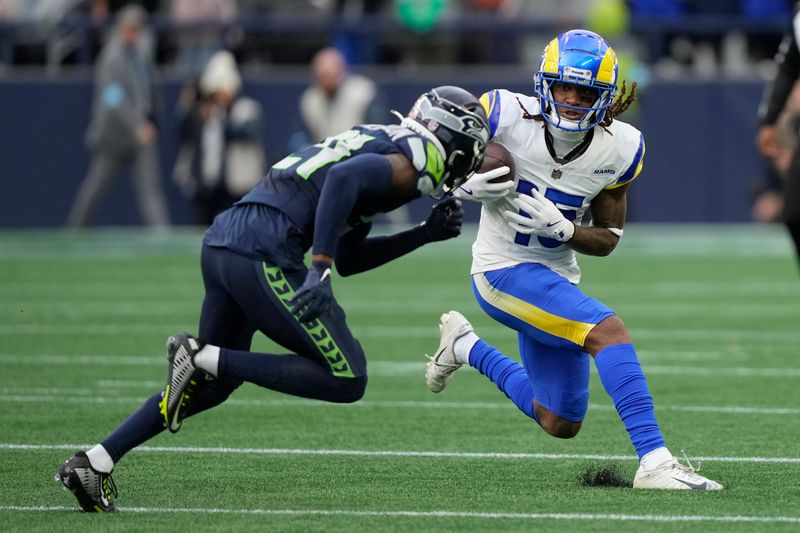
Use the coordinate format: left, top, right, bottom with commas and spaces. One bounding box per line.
595, 343, 666, 459
468, 339, 538, 421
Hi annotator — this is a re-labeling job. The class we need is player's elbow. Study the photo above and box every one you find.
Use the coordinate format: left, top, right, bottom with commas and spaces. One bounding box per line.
586, 234, 620, 257
594, 244, 616, 257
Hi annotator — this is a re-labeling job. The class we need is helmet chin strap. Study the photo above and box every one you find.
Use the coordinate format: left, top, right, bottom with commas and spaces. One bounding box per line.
546, 112, 587, 139
547, 106, 592, 132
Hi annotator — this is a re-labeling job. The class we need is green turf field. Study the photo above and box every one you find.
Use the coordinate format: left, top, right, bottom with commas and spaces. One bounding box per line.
1, 225, 799, 532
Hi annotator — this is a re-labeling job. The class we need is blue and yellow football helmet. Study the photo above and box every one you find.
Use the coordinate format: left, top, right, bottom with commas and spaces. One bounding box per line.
534, 29, 618, 132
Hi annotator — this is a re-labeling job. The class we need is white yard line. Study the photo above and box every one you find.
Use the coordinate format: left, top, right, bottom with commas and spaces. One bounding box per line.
2, 443, 799, 464
3, 300, 799, 317
1, 323, 798, 344
2, 390, 799, 416
0, 504, 798, 524
1, 355, 797, 379
0, 351, 758, 367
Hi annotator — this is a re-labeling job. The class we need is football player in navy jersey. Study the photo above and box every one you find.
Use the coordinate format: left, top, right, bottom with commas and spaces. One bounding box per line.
56, 86, 490, 512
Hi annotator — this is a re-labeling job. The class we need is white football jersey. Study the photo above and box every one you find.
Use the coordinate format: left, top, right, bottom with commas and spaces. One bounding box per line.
472, 89, 645, 284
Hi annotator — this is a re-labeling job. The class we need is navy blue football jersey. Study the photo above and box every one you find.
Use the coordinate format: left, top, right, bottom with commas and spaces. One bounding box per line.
203, 124, 446, 266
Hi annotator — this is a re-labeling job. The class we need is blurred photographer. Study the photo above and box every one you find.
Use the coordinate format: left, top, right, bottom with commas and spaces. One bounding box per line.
173, 50, 265, 225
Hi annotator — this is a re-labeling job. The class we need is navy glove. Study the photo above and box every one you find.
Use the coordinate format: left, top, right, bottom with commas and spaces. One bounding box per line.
288, 261, 333, 323
421, 196, 464, 242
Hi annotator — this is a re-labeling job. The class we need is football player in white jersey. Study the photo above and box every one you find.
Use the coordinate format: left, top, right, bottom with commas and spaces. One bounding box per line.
426, 29, 723, 490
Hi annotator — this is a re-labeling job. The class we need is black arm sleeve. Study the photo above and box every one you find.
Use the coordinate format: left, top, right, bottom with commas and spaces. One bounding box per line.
312, 153, 394, 258
759, 7, 800, 125
335, 223, 431, 277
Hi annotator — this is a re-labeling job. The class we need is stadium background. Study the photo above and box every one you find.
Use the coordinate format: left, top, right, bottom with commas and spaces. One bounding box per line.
0, 0, 786, 227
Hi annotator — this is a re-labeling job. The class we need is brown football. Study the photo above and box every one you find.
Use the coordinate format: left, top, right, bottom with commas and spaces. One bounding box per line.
478, 142, 515, 183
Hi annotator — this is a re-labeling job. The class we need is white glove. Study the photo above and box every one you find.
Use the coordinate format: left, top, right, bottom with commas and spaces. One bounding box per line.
453, 166, 515, 202
504, 189, 575, 242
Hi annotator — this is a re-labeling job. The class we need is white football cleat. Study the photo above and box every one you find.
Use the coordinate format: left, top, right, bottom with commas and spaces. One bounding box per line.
633, 456, 723, 490
425, 310, 474, 393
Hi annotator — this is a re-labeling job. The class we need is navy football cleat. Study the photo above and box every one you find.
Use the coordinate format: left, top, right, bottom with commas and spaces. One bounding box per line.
55, 451, 117, 512
159, 332, 204, 433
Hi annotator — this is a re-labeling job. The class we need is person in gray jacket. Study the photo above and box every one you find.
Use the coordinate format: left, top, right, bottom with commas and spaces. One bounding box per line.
288, 47, 411, 226
287, 47, 387, 152
67, 4, 169, 228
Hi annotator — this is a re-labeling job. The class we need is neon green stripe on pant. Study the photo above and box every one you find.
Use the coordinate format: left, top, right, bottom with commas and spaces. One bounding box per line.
262, 262, 354, 378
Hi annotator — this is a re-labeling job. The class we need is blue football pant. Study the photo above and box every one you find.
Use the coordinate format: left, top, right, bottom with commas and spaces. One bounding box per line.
471, 264, 614, 421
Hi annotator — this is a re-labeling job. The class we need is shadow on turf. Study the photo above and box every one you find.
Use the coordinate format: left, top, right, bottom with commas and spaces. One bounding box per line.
579, 463, 632, 488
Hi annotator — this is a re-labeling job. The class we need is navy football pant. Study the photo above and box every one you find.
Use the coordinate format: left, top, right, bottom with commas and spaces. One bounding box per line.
198, 244, 367, 401
101, 245, 367, 462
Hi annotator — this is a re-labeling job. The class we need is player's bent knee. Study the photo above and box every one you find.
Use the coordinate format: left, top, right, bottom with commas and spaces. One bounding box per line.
584, 315, 632, 357
328, 375, 367, 404
542, 418, 582, 439
534, 402, 582, 439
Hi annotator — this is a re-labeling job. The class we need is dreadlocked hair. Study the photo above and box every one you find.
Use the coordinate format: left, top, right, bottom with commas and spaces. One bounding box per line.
599, 80, 637, 128
515, 96, 539, 120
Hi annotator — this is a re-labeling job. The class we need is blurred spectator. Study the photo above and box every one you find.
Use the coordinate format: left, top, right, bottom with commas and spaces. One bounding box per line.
288, 47, 387, 151
169, 0, 239, 75
0, 0, 86, 67
757, 1, 800, 263
172, 50, 265, 225
86, 1, 160, 70
67, 4, 169, 228
289, 46, 408, 225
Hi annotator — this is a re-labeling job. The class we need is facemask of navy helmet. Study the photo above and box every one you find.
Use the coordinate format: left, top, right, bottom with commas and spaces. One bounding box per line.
402, 86, 490, 195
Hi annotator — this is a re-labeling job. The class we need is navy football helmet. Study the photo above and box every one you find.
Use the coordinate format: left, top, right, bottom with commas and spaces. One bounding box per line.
405, 86, 490, 193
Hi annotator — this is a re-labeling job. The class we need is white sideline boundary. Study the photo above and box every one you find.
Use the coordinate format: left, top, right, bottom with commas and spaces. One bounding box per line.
1, 505, 798, 524
2, 443, 799, 464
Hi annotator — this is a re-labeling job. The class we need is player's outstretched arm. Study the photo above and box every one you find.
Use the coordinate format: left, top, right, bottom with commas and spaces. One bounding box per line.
335, 196, 464, 276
